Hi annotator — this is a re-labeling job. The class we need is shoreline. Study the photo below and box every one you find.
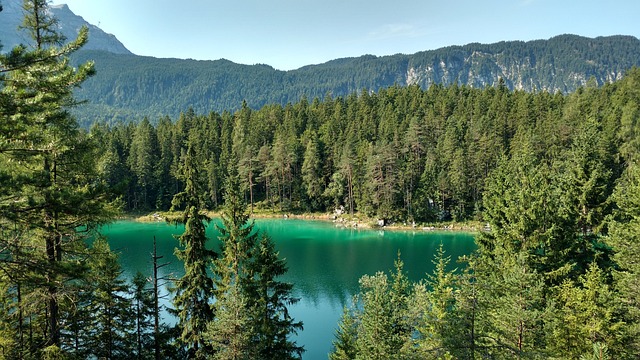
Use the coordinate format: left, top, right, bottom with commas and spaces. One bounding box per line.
124, 211, 484, 234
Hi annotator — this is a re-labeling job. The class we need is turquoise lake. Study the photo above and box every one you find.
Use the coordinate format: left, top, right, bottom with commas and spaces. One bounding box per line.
100, 218, 476, 359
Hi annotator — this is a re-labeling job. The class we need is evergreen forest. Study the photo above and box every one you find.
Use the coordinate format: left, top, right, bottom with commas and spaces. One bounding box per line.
3, 1, 640, 359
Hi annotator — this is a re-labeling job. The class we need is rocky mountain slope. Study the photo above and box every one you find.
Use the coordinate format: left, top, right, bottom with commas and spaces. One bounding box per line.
70, 34, 640, 124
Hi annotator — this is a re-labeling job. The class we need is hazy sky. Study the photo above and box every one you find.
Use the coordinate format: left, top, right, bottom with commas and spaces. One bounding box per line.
50, 0, 640, 71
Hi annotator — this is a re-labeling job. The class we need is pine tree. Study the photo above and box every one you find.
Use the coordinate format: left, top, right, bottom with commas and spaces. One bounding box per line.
0, 0, 116, 352
128, 117, 160, 210
479, 139, 575, 285
554, 115, 618, 277
156, 116, 177, 210
207, 282, 253, 360
237, 145, 258, 213
301, 131, 324, 210
233, 102, 258, 213
170, 142, 215, 359
401, 116, 427, 221
331, 256, 413, 360
546, 262, 625, 358
208, 163, 302, 359
364, 141, 400, 220
412, 244, 457, 358
605, 161, 640, 357
84, 237, 134, 360
246, 234, 304, 359
450, 255, 487, 360
207, 164, 257, 359
354, 272, 395, 359
330, 307, 358, 360
484, 252, 546, 359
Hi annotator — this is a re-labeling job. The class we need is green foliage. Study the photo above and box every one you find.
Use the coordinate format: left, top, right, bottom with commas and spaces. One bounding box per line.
580, 343, 610, 360
301, 131, 324, 210
132, 272, 155, 359
206, 283, 253, 360
412, 244, 457, 358
207, 166, 303, 359
170, 142, 215, 358
129, 117, 160, 210
607, 161, 640, 355
484, 252, 547, 359
330, 307, 358, 360
0, 0, 117, 354
330, 256, 413, 360
326, 66, 640, 359
41, 345, 66, 360
208, 167, 257, 358
87, 68, 640, 229
546, 263, 625, 358
245, 234, 304, 359
4, 4, 640, 357
83, 237, 134, 359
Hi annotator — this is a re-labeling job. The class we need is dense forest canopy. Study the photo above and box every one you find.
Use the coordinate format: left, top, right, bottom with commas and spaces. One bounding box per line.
92, 69, 639, 225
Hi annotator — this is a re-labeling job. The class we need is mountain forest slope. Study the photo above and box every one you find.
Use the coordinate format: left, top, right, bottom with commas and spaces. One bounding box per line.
71, 34, 640, 125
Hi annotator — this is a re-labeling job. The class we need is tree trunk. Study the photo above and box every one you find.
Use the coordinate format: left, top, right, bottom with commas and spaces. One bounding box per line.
153, 237, 161, 360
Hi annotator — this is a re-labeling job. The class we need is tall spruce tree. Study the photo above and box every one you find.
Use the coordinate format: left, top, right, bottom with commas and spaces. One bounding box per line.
208, 162, 303, 359
301, 131, 324, 210
170, 142, 215, 359
246, 234, 304, 359
0, 0, 115, 353
84, 237, 134, 360
412, 244, 458, 358
330, 307, 358, 360
607, 161, 640, 356
450, 255, 487, 360
128, 117, 160, 210
546, 262, 625, 358
207, 163, 257, 359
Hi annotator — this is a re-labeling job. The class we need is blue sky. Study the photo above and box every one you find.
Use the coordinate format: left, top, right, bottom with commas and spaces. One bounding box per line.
50, 0, 640, 71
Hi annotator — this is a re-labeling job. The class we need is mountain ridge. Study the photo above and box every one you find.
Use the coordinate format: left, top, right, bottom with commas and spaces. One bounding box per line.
2, 1, 639, 124
69, 34, 640, 125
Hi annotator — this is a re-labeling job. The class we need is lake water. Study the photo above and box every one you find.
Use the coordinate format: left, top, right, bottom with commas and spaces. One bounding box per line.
100, 218, 476, 359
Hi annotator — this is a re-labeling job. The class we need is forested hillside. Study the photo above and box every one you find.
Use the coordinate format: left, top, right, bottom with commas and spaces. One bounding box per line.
72, 34, 640, 125
93, 69, 639, 225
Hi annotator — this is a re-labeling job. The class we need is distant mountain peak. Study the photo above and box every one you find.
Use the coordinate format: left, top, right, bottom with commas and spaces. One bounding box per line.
49, 3, 68, 10
0, 0, 132, 55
